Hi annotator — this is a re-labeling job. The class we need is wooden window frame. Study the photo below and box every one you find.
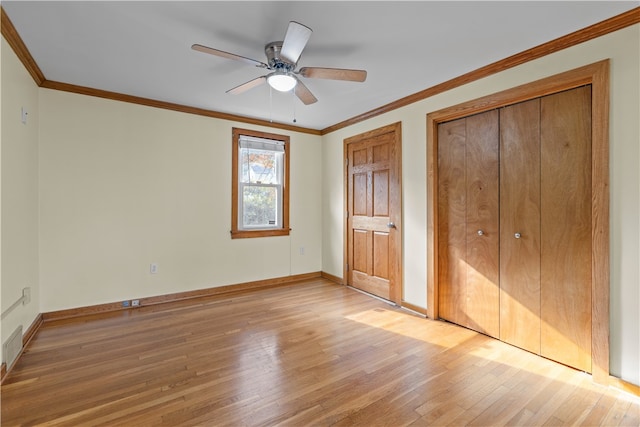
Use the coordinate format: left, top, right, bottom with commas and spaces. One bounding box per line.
231, 127, 290, 239
426, 60, 610, 383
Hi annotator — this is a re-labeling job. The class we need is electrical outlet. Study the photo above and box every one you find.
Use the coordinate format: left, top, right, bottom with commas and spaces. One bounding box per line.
122, 300, 130, 307
299, 247, 305, 255
150, 263, 158, 274
132, 299, 140, 307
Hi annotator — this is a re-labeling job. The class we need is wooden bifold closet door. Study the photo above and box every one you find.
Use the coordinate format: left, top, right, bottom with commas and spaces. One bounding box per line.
499, 98, 542, 356
438, 85, 592, 373
438, 110, 500, 339
539, 86, 592, 372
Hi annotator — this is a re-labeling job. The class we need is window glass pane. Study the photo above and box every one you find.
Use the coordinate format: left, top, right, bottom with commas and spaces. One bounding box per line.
242, 185, 280, 228
240, 148, 282, 185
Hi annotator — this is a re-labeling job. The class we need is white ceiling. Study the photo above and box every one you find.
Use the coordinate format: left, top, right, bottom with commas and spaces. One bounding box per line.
3, 1, 637, 131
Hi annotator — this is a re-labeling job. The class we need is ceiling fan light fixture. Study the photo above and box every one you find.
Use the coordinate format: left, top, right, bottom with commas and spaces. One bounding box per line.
267, 72, 297, 92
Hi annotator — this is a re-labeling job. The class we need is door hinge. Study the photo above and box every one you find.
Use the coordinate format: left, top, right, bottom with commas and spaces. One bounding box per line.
346, 211, 349, 218
345, 158, 349, 166
346, 263, 349, 271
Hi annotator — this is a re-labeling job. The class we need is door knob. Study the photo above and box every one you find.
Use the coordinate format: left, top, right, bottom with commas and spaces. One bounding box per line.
514, 232, 522, 239
387, 222, 396, 229
477, 230, 484, 236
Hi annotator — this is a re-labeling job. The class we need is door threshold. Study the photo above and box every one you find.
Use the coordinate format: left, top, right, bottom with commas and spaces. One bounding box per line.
346, 285, 397, 307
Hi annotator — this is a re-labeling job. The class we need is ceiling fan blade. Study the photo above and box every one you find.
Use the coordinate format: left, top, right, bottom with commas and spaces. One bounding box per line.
192, 44, 268, 68
226, 76, 267, 95
299, 67, 367, 82
280, 21, 312, 64
294, 78, 318, 105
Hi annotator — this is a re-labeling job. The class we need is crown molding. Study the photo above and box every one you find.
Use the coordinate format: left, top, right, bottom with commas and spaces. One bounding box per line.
39, 80, 321, 135
320, 6, 640, 135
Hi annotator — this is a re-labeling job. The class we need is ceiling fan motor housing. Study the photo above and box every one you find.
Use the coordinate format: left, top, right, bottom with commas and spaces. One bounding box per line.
265, 42, 295, 71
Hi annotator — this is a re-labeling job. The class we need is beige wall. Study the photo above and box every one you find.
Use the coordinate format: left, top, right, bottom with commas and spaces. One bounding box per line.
38, 90, 323, 312
322, 24, 640, 385
1, 38, 41, 365
1, 22, 638, 385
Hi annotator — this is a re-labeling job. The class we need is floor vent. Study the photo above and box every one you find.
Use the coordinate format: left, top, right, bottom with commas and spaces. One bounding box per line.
3, 325, 23, 369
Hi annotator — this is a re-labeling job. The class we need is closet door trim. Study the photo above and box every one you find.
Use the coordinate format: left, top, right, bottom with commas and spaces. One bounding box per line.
426, 60, 610, 383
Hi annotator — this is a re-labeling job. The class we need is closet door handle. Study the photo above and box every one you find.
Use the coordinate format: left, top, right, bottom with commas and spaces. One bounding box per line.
387, 222, 396, 229
477, 230, 484, 236
514, 232, 522, 239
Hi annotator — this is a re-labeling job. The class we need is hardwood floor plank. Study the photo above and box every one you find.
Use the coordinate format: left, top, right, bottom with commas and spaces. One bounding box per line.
580, 393, 620, 426
622, 400, 640, 426
1, 279, 638, 426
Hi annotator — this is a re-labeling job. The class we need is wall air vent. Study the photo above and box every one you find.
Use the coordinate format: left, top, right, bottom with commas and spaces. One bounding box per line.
3, 325, 23, 370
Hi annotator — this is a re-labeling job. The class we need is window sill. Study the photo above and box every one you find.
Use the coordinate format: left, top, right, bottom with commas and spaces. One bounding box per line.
231, 229, 291, 239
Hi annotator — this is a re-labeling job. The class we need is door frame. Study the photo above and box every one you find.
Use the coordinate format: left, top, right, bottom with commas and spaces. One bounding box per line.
344, 122, 403, 304
426, 60, 610, 383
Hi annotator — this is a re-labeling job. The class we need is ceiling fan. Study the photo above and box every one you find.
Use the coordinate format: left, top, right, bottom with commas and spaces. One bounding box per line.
192, 21, 367, 105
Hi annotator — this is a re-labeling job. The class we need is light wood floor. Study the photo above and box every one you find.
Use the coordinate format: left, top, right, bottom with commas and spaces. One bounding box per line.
1, 279, 638, 426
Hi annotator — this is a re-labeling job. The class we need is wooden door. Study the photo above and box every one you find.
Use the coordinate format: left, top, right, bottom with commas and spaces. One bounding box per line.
438, 110, 500, 338
428, 61, 609, 382
438, 118, 467, 327
499, 88, 592, 371
346, 123, 402, 303
499, 98, 542, 355
540, 86, 592, 372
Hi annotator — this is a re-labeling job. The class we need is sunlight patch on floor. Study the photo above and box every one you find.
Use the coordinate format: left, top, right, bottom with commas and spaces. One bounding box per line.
345, 307, 593, 385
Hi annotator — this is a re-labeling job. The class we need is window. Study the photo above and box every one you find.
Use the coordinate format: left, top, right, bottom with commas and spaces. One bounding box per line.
231, 128, 290, 238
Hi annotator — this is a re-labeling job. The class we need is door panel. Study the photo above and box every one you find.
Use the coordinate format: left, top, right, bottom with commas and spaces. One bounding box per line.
465, 110, 500, 338
438, 111, 500, 337
373, 232, 390, 279
373, 143, 389, 163
346, 124, 401, 303
438, 118, 467, 327
499, 99, 541, 355
373, 171, 389, 216
540, 86, 592, 372
353, 174, 368, 216
353, 148, 368, 166
353, 230, 368, 273
352, 271, 390, 300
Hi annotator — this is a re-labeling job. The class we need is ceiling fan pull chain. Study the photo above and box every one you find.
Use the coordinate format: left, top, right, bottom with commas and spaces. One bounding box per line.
292, 89, 297, 123
269, 85, 273, 123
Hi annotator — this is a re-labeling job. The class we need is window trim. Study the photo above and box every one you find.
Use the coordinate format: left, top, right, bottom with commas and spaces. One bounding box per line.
231, 128, 290, 239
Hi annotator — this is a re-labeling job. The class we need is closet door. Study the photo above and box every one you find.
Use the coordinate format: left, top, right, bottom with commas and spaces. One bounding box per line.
436, 84, 595, 373
540, 86, 592, 372
499, 99, 541, 355
438, 111, 500, 338
438, 118, 467, 328
465, 111, 500, 337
